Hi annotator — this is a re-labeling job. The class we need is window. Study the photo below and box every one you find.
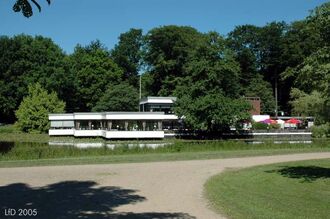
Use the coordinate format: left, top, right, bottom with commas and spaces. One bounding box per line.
50, 120, 74, 129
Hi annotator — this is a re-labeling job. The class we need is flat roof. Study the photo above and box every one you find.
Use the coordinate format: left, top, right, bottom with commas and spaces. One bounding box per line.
49, 112, 178, 121
139, 96, 177, 105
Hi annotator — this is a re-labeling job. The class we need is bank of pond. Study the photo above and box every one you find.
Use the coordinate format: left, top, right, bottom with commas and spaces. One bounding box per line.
0, 139, 329, 161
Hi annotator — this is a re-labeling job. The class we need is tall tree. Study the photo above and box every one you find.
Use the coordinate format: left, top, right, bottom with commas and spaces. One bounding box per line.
111, 29, 143, 87
92, 83, 139, 112
144, 25, 204, 95
285, 47, 329, 122
174, 92, 251, 132
0, 35, 70, 123
228, 22, 290, 113
227, 25, 260, 87
289, 88, 325, 123
287, 47, 329, 94
244, 75, 276, 115
307, 2, 330, 46
183, 32, 241, 98
173, 32, 250, 132
68, 40, 123, 112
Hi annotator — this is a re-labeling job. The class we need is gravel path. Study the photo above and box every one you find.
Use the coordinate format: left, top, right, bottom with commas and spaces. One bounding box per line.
1, 152, 329, 219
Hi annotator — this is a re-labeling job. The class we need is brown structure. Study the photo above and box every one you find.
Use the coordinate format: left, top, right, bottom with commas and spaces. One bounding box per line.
245, 97, 261, 115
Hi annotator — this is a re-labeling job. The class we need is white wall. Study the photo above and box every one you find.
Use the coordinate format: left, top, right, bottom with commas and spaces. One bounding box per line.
252, 115, 270, 122
49, 129, 75, 136
49, 129, 165, 139
74, 130, 105, 137
105, 131, 164, 139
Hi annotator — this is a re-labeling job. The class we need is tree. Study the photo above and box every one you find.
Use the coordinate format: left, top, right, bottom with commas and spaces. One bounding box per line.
283, 47, 330, 123
281, 20, 321, 69
92, 83, 139, 112
111, 29, 144, 86
171, 30, 249, 132
13, 0, 50, 17
289, 88, 326, 124
282, 47, 329, 95
15, 83, 65, 133
307, 2, 330, 46
183, 32, 241, 98
227, 25, 260, 87
140, 72, 154, 98
244, 75, 275, 115
68, 41, 123, 112
0, 35, 70, 123
144, 25, 204, 95
228, 23, 290, 112
291, 47, 329, 94
174, 92, 251, 131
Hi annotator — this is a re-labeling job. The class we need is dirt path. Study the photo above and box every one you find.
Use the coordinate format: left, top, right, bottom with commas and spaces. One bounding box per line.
1, 152, 330, 219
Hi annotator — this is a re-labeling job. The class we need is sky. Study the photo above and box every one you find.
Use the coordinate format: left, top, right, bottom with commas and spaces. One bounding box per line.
1, 0, 328, 54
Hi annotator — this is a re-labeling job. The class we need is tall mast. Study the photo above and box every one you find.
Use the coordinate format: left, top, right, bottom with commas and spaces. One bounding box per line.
139, 74, 142, 100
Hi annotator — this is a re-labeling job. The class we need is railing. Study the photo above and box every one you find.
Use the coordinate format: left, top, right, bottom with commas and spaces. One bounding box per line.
251, 129, 311, 133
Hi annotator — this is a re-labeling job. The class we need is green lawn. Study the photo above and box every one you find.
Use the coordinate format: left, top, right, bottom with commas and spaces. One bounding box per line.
1, 148, 330, 168
205, 159, 330, 219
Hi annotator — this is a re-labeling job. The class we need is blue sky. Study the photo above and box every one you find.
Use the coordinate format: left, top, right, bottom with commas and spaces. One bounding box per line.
1, 0, 328, 53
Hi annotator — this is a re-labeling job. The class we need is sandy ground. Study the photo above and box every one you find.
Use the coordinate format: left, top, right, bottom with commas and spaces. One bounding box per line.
0, 152, 330, 219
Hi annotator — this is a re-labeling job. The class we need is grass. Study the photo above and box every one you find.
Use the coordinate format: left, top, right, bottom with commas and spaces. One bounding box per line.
1, 145, 330, 168
205, 159, 330, 219
0, 124, 50, 143
1, 140, 329, 160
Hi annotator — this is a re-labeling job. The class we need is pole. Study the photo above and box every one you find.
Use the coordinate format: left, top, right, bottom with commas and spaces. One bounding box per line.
275, 77, 278, 118
139, 74, 142, 112
139, 74, 142, 100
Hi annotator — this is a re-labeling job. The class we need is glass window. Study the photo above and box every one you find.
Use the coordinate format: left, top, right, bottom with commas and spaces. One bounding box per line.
145, 120, 159, 131
91, 120, 102, 130
50, 121, 63, 128
79, 121, 89, 130
63, 121, 74, 127
50, 120, 74, 129
112, 120, 126, 131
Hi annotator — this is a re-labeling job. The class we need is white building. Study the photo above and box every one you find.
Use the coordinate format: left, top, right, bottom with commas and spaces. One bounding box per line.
49, 97, 179, 139
49, 112, 178, 139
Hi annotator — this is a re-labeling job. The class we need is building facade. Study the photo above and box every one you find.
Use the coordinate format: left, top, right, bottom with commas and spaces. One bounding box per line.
49, 112, 178, 139
49, 97, 179, 139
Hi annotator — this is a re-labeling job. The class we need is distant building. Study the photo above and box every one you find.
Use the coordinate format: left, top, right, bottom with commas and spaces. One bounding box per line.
245, 97, 261, 115
139, 96, 177, 114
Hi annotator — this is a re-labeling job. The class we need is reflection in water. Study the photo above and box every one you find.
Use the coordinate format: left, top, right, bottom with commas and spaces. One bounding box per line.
48, 141, 173, 149
245, 140, 312, 144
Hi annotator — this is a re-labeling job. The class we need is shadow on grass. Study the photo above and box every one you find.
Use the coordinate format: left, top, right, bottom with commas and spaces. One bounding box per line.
0, 181, 195, 219
266, 166, 330, 183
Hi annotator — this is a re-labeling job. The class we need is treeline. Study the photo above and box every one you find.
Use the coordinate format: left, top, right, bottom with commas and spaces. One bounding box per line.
0, 2, 329, 131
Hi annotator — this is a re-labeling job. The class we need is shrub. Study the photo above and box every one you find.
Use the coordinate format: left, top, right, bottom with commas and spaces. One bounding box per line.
252, 122, 269, 130
15, 83, 65, 133
0, 125, 16, 133
269, 123, 280, 130
311, 123, 330, 138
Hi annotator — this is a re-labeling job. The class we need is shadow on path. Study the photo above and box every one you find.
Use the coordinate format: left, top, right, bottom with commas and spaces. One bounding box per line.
0, 181, 195, 219
266, 166, 330, 183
